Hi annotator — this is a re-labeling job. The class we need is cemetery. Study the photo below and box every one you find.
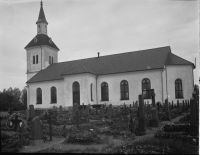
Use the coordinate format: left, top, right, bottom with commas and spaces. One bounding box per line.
1, 90, 199, 154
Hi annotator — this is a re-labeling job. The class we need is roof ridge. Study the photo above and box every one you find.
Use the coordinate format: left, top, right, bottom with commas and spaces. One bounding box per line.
56, 46, 170, 65
170, 53, 193, 64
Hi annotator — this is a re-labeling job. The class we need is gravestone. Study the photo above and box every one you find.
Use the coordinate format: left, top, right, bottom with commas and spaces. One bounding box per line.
138, 94, 146, 135
135, 101, 138, 108
189, 98, 198, 134
177, 100, 179, 108
29, 105, 35, 120
30, 117, 43, 146
165, 99, 170, 120
59, 106, 63, 116
156, 102, 160, 111
151, 92, 159, 127
192, 92, 199, 123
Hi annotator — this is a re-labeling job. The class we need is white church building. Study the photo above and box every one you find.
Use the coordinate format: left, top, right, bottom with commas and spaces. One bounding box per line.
25, 2, 195, 109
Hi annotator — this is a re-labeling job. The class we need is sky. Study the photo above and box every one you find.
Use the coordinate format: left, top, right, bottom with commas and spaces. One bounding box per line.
0, 0, 199, 91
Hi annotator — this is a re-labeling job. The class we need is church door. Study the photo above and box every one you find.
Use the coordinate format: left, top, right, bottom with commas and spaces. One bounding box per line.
73, 82, 80, 106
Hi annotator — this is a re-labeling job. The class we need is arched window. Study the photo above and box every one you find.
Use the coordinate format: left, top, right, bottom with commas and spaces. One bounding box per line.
51, 86, 57, 103
73, 82, 80, 105
101, 82, 109, 101
175, 79, 183, 98
142, 78, 151, 99
121, 80, 129, 100
36, 88, 42, 104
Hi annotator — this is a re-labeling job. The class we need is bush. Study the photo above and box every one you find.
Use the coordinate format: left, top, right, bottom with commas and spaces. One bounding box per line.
162, 124, 190, 132
64, 130, 99, 144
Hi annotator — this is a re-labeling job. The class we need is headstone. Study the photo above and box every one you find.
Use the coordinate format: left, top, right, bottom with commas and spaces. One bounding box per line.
192, 92, 199, 123
59, 106, 63, 116
156, 102, 160, 111
30, 117, 43, 146
165, 99, 170, 120
138, 94, 146, 135
29, 105, 35, 120
177, 100, 179, 108
189, 98, 198, 134
151, 95, 159, 127
135, 101, 138, 108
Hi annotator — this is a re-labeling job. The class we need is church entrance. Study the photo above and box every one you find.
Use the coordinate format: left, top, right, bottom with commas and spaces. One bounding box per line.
73, 81, 80, 106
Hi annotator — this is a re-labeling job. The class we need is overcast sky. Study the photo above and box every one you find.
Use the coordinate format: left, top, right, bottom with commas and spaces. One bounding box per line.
0, 0, 199, 91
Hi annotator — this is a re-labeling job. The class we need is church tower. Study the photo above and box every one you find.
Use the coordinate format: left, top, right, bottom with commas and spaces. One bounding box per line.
25, 1, 59, 81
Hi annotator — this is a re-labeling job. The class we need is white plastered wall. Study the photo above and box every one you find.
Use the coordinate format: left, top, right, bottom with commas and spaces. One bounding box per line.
97, 69, 163, 105
28, 80, 64, 109
165, 65, 194, 103
63, 73, 97, 107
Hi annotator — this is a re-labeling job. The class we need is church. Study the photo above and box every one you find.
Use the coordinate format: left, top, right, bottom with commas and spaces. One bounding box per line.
25, 1, 195, 109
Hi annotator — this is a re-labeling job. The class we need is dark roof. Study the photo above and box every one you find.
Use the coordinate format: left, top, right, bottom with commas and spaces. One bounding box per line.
25, 34, 59, 51
27, 46, 194, 83
36, 1, 48, 24
165, 53, 194, 66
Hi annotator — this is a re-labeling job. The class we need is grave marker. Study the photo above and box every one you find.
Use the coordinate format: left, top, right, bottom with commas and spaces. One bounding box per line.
189, 98, 198, 134
192, 92, 199, 123
29, 105, 35, 120
59, 106, 63, 116
165, 99, 170, 120
151, 92, 159, 127
138, 94, 146, 135
177, 100, 179, 108
30, 117, 43, 146
171, 101, 174, 109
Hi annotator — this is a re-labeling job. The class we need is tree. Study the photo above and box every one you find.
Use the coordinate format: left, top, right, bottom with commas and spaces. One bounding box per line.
21, 87, 27, 107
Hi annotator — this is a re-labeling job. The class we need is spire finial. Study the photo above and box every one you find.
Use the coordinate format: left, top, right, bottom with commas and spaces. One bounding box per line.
40, 0, 43, 7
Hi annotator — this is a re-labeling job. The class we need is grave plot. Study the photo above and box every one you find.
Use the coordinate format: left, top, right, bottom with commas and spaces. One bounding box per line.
1, 92, 199, 154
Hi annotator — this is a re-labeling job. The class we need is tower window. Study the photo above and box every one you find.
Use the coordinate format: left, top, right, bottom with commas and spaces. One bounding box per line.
36, 55, 38, 64
49, 56, 51, 64
38, 25, 40, 33
33, 56, 35, 64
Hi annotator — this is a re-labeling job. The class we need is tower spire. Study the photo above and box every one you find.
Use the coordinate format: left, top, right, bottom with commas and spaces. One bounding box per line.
36, 0, 48, 25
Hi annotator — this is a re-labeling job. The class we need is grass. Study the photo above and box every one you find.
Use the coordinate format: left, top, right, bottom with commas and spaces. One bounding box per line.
100, 136, 199, 154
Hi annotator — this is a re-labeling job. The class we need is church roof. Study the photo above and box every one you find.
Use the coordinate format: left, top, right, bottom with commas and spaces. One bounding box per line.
27, 46, 194, 83
25, 34, 59, 51
36, 1, 48, 25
